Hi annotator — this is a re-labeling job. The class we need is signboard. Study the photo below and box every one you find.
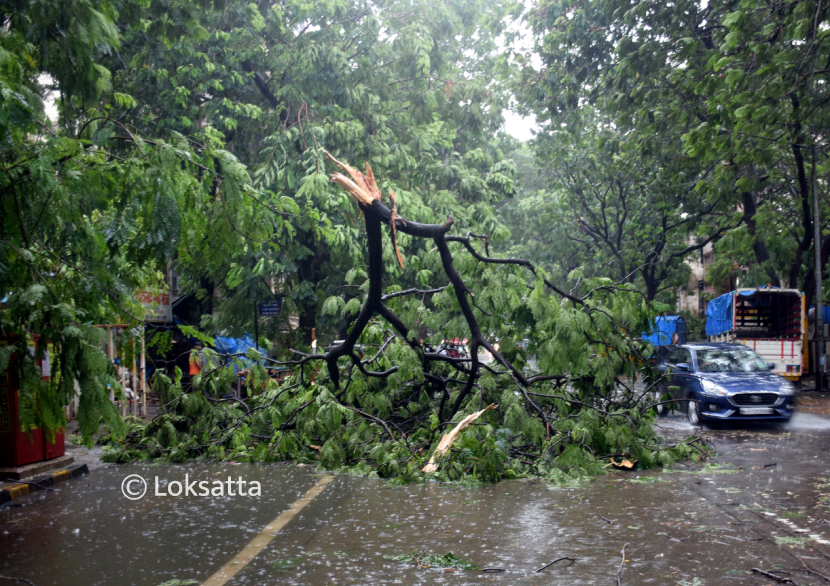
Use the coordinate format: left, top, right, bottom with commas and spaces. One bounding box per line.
135, 289, 172, 323
258, 300, 282, 317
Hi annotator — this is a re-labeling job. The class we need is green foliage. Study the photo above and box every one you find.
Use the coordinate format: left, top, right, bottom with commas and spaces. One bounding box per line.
105, 259, 709, 483
524, 0, 830, 298
383, 552, 480, 571
0, 0, 295, 441
1, 0, 715, 484
108, 0, 520, 344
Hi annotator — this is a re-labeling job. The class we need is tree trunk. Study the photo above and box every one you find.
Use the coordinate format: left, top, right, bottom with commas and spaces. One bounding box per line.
741, 191, 781, 287
296, 231, 323, 345
788, 140, 813, 288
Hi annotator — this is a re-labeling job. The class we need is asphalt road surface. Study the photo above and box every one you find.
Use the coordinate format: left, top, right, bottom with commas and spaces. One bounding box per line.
2, 413, 830, 585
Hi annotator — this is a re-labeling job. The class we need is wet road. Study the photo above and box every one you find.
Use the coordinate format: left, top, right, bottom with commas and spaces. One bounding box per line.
2, 413, 830, 585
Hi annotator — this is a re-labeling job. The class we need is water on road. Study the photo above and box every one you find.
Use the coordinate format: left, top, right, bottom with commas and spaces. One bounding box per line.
2, 413, 830, 585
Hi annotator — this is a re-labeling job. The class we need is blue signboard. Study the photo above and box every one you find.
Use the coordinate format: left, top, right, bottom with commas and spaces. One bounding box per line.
258, 300, 282, 316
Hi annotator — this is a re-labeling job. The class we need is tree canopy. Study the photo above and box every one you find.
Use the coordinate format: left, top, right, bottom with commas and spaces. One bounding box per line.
522, 0, 830, 305
1, 0, 826, 482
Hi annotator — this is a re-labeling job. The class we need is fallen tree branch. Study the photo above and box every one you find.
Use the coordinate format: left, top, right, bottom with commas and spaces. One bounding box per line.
616, 544, 628, 586
0, 575, 35, 586
536, 557, 576, 572
752, 568, 799, 585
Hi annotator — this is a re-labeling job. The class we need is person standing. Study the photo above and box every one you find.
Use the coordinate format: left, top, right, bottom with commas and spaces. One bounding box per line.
189, 342, 205, 376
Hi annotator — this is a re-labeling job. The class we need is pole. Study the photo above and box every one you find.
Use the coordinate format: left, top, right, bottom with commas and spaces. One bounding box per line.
254, 299, 259, 352
813, 146, 824, 392
140, 329, 146, 418
130, 339, 137, 416
108, 327, 115, 403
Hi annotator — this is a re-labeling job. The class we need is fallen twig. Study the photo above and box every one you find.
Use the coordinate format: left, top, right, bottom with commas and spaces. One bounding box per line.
480, 568, 505, 572
752, 568, 799, 584
723, 535, 764, 542
536, 557, 576, 572
758, 463, 778, 469
666, 535, 690, 543
15, 480, 55, 492
599, 514, 614, 525
795, 555, 830, 583
0, 575, 35, 586
616, 544, 627, 586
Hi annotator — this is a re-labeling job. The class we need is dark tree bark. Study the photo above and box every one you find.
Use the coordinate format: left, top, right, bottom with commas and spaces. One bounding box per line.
789, 132, 813, 289
741, 190, 782, 287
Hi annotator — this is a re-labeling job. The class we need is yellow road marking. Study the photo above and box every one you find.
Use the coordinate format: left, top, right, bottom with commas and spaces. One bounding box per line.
202, 475, 335, 586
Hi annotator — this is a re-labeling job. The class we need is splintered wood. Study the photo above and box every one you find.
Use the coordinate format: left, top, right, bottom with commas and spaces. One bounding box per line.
389, 189, 405, 268
325, 150, 381, 206
325, 150, 405, 268
422, 404, 497, 473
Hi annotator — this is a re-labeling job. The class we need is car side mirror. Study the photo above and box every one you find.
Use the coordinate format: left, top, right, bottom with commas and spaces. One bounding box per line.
675, 363, 691, 372
767, 362, 776, 370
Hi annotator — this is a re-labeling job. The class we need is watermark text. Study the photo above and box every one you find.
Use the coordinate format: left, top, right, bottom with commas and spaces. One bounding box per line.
121, 474, 261, 500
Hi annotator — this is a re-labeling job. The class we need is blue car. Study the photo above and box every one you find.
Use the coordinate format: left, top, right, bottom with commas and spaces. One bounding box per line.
655, 343, 796, 425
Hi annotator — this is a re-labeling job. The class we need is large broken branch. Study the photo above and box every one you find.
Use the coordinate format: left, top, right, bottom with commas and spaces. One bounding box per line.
422, 403, 497, 473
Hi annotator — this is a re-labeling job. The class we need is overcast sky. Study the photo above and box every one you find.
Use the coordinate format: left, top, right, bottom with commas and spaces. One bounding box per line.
503, 110, 538, 141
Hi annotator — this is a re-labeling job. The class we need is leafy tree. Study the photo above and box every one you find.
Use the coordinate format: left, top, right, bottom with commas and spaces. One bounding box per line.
111, 0, 520, 344
2, 0, 708, 483
0, 0, 293, 440
525, 0, 830, 305
106, 155, 705, 482
502, 111, 731, 301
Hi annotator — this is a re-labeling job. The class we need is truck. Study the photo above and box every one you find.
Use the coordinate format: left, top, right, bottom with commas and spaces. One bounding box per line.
705, 287, 805, 380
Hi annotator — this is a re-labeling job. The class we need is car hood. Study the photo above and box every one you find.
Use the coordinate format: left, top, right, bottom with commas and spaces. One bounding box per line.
696, 371, 784, 393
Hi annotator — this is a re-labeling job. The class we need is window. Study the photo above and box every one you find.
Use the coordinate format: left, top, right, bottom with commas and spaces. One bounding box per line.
696, 348, 768, 372
666, 348, 683, 364
667, 347, 690, 365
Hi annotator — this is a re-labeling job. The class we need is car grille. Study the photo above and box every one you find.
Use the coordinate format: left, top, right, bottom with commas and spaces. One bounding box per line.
732, 393, 778, 406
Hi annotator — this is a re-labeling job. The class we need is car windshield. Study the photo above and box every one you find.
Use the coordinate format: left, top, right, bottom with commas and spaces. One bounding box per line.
695, 348, 769, 373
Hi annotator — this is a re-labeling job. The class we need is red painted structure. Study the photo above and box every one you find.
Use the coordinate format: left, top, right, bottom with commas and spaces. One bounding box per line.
0, 337, 65, 467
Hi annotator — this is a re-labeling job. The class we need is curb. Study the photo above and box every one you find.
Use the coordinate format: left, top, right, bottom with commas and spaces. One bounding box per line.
0, 464, 89, 505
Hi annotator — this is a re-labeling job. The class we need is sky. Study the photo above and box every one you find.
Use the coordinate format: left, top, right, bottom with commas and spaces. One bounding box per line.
503, 110, 538, 141
41, 75, 540, 142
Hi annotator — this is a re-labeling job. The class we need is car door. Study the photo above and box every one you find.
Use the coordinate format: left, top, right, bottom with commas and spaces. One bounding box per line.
672, 348, 693, 401
663, 347, 691, 401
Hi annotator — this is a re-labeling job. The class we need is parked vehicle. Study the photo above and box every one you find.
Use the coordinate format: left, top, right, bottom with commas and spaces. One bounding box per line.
655, 343, 796, 424
706, 287, 805, 380
436, 338, 469, 359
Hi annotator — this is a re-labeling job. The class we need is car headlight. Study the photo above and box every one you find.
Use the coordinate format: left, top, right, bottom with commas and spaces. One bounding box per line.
779, 380, 796, 395
701, 379, 729, 397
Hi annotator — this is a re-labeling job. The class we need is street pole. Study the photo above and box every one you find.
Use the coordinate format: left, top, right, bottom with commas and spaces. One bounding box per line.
813, 146, 824, 392
254, 299, 259, 352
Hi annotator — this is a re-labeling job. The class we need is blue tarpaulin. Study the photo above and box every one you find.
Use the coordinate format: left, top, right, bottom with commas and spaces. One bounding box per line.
705, 292, 734, 336
809, 306, 830, 323
214, 335, 259, 372
642, 316, 687, 346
